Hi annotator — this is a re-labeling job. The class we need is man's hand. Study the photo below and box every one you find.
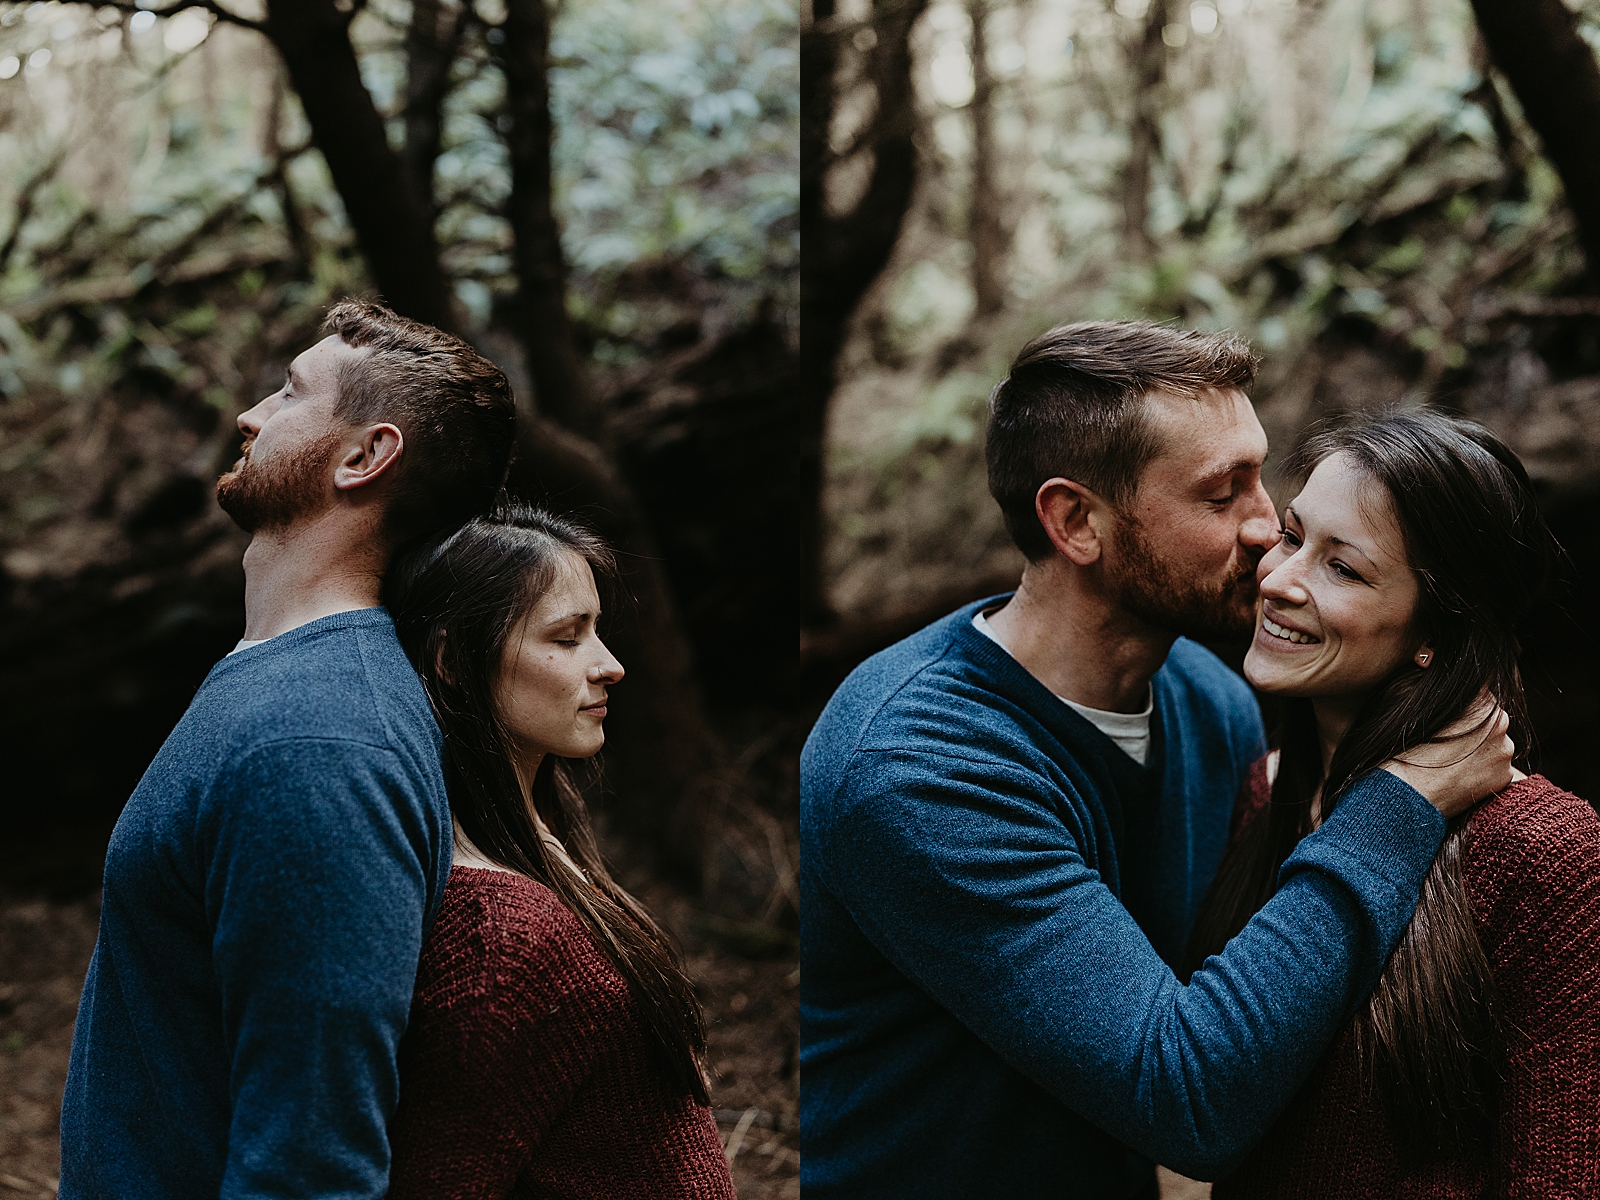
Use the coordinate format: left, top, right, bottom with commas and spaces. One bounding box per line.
1380, 694, 1514, 819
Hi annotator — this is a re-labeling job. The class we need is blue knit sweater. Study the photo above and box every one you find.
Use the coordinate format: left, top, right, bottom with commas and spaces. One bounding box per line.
60, 608, 452, 1199
799, 599, 1446, 1198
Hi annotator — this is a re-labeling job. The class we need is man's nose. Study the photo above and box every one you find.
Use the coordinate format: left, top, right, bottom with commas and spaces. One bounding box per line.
1238, 482, 1280, 556
237, 400, 266, 439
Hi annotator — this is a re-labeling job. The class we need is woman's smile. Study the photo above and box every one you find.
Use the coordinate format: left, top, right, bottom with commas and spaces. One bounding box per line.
1257, 607, 1322, 647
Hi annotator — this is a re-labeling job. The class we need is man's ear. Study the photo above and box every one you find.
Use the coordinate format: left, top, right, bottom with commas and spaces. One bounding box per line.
333, 423, 404, 493
1035, 477, 1108, 566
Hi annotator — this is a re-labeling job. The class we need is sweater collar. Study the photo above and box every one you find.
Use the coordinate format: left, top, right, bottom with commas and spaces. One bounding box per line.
944, 593, 1166, 774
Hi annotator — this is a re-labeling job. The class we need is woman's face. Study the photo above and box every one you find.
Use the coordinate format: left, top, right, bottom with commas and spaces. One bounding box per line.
495, 551, 624, 775
1243, 453, 1422, 703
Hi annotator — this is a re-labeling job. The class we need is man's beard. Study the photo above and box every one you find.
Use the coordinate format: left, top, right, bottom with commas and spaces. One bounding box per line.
1104, 512, 1259, 642
215, 428, 343, 534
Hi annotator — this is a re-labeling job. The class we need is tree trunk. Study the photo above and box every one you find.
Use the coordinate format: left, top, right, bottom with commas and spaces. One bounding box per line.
499, 0, 600, 436
262, 0, 456, 331
800, 0, 930, 626
968, 0, 1006, 317
404, 0, 465, 221
1123, 0, 1167, 261
1469, 0, 1600, 285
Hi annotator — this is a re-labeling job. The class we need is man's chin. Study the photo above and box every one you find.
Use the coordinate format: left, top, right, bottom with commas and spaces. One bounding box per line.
215, 473, 261, 533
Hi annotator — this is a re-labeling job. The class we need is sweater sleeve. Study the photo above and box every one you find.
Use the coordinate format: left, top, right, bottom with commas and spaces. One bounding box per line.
817, 749, 1445, 1179
1470, 783, 1600, 1199
201, 738, 439, 1200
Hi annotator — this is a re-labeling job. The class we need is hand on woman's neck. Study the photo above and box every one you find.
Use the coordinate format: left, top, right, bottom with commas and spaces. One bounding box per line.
1311, 694, 1528, 806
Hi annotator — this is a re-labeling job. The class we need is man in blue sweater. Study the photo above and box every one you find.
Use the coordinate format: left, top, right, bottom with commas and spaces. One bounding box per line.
800, 322, 1513, 1198
59, 300, 517, 1198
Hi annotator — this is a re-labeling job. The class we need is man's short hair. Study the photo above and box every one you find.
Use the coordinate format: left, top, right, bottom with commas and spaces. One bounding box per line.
322, 299, 517, 552
986, 320, 1259, 560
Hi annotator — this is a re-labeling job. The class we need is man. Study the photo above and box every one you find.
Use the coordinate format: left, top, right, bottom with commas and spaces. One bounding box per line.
799, 322, 1513, 1198
59, 300, 517, 1197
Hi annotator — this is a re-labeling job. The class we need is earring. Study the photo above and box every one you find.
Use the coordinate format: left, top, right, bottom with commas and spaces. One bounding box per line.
1415, 650, 1431, 667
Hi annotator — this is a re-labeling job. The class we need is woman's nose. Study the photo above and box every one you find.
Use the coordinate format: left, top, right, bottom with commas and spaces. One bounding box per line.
1259, 553, 1310, 605
588, 640, 625, 684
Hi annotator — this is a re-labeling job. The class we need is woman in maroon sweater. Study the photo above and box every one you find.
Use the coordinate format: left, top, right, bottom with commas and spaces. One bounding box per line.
383, 505, 735, 1199
1183, 411, 1600, 1197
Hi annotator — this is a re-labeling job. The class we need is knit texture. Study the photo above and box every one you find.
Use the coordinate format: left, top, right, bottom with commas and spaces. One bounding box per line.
386, 867, 735, 1200
800, 597, 1449, 1199
59, 608, 452, 1200
1216, 771, 1600, 1198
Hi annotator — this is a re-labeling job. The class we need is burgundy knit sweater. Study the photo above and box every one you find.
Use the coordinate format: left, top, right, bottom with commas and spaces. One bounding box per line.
386, 867, 735, 1199
1214, 768, 1600, 1199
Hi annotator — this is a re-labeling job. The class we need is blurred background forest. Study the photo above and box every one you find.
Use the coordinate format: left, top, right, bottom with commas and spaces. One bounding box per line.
803, 0, 1600, 799
0, 0, 799, 1192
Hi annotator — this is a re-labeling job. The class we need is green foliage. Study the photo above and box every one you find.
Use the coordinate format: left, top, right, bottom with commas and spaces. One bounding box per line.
865, 0, 1583, 445
425, 0, 798, 361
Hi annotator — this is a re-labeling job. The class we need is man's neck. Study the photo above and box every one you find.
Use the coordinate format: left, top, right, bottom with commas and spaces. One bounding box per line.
239, 511, 386, 642
984, 559, 1175, 714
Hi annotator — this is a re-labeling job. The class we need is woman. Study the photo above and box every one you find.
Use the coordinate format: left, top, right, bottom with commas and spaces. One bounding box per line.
381, 504, 735, 1199
1184, 410, 1600, 1196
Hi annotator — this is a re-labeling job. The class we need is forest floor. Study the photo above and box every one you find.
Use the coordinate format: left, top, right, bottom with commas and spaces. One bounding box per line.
0, 883, 798, 1199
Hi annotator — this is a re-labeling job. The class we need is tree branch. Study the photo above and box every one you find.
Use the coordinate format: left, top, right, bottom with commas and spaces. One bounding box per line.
260, 0, 456, 330
0, 146, 69, 276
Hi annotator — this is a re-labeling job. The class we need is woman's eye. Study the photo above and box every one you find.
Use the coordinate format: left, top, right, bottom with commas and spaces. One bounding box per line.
1280, 527, 1302, 547
1331, 562, 1363, 582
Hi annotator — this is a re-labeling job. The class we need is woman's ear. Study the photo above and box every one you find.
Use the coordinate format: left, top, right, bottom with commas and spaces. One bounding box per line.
1414, 645, 1434, 668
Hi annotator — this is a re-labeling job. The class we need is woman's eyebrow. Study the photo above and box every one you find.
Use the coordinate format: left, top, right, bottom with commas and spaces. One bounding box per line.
1327, 535, 1378, 567
1287, 506, 1378, 567
543, 611, 595, 626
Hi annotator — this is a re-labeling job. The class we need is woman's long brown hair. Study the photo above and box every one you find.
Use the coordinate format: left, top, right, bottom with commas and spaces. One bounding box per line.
1182, 411, 1560, 1160
386, 503, 711, 1105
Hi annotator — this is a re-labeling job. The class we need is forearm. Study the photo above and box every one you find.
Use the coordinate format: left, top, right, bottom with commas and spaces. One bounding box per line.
1091, 771, 1446, 1174
828, 766, 1444, 1177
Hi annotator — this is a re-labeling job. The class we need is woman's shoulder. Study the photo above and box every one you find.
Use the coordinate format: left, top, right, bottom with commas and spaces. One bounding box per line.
418, 867, 628, 1014
1464, 774, 1600, 926
1466, 774, 1600, 862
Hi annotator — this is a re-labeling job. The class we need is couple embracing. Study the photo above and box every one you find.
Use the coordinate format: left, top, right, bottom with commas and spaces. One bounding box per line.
801, 321, 1600, 1197
59, 301, 736, 1198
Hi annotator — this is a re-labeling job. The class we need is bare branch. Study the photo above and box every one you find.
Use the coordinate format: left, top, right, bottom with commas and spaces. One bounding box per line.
0, 146, 71, 275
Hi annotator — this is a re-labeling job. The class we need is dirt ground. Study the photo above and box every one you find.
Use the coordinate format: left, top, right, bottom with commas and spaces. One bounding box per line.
0, 887, 798, 1199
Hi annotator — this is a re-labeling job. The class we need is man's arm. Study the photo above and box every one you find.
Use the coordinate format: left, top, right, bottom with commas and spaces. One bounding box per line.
202, 738, 440, 1199
817, 729, 1504, 1179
